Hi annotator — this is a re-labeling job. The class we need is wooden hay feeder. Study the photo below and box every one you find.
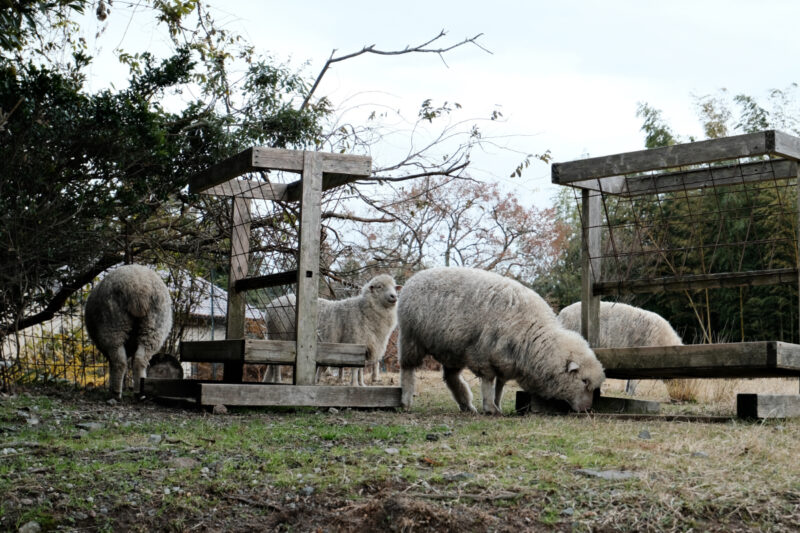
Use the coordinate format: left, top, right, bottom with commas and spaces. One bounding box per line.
142, 147, 401, 408
550, 130, 800, 418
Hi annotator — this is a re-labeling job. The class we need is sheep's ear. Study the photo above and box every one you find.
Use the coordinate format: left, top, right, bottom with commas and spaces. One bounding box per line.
567, 361, 580, 373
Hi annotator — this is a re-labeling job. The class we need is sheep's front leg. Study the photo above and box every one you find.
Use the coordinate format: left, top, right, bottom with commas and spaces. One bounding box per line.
108, 345, 127, 399
480, 377, 502, 415
131, 345, 149, 394
443, 367, 478, 414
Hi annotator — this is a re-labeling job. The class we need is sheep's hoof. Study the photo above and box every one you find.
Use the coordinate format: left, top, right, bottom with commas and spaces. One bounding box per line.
460, 404, 479, 415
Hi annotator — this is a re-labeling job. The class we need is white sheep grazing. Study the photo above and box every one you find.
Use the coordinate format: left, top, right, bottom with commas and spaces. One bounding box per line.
398, 267, 605, 414
557, 301, 683, 394
264, 274, 398, 386
85, 264, 173, 399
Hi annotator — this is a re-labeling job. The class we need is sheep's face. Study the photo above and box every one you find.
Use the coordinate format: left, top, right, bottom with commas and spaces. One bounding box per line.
365, 275, 399, 308
562, 358, 604, 412
548, 330, 605, 412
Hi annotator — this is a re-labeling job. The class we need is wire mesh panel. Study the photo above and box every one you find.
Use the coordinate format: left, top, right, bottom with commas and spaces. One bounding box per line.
568, 156, 799, 294
553, 130, 800, 345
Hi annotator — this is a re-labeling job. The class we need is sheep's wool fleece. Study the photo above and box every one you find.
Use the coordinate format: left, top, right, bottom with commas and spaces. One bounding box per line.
398, 267, 604, 402
558, 301, 682, 348
85, 264, 173, 355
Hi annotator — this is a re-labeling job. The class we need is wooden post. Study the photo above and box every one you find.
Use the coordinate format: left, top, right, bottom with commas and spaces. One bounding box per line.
796, 164, 800, 393
295, 151, 323, 385
224, 196, 251, 382
581, 188, 602, 346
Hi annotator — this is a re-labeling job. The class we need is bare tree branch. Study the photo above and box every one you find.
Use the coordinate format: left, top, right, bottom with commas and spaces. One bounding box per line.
300, 31, 489, 111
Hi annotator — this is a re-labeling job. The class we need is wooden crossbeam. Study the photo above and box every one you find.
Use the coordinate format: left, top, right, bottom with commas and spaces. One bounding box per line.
197, 384, 402, 407
552, 130, 800, 184
201, 180, 288, 200
189, 147, 372, 195
245, 339, 366, 367
179, 339, 367, 367
595, 341, 800, 379
593, 268, 798, 296
234, 270, 298, 292
568, 159, 797, 196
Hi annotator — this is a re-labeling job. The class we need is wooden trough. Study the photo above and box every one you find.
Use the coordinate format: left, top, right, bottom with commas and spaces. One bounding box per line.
142, 147, 402, 408
552, 130, 800, 419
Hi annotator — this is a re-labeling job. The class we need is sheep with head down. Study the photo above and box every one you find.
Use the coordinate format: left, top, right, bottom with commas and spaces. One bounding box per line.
264, 274, 399, 386
84, 264, 173, 399
398, 267, 605, 414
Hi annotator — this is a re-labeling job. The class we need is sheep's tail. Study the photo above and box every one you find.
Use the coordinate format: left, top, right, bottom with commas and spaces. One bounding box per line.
125, 290, 153, 318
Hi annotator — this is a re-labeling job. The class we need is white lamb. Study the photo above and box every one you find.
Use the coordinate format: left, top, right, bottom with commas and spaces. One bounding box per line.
264, 274, 398, 386
398, 267, 605, 414
557, 301, 683, 395
84, 264, 173, 399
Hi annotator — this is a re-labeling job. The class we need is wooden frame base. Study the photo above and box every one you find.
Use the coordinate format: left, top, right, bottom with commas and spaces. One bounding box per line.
515, 391, 660, 415
737, 394, 800, 419
141, 378, 402, 408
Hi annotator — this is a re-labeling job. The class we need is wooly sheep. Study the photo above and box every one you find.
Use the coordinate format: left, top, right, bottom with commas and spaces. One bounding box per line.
264, 274, 399, 386
85, 265, 173, 399
398, 267, 605, 414
557, 301, 683, 394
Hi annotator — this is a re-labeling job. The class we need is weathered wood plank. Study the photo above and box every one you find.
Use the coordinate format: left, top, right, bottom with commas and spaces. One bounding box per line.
244, 339, 367, 367
581, 189, 602, 345
595, 341, 800, 379
515, 391, 659, 415
189, 148, 255, 194
773, 130, 800, 161
251, 148, 372, 176
234, 270, 298, 292
283, 172, 362, 203
189, 147, 372, 194
797, 163, 800, 389
618, 159, 797, 197
224, 197, 251, 383
198, 384, 403, 407
180, 340, 245, 362
552, 130, 779, 183
294, 151, 322, 385
593, 268, 798, 296
737, 394, 800, 419
200, 180, 288, 200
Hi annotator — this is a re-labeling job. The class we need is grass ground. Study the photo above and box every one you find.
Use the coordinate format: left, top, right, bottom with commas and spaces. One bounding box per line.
1, 371, 799, 532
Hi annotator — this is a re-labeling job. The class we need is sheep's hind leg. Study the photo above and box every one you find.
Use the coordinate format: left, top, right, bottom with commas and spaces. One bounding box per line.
131, 345, 149, 394
351, 367, 365, 387
108, 345, 127, 399
480, 377, 502, 415
369, 360, 380, 384
400, 367, 416, 409
443, 367, 478, 414
495, 377, 507, 412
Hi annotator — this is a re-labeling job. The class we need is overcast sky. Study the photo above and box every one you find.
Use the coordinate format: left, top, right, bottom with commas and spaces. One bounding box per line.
81, 1, 800, 207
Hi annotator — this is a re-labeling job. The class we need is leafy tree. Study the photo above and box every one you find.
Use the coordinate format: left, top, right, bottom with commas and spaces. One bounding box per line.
0, 0, 513, 347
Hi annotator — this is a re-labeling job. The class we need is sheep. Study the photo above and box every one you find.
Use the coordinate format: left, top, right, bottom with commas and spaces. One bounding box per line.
398, 267, 605, 414
263, 274, 399, 386
557, 301, 683, 395
84, 264, 173, 399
